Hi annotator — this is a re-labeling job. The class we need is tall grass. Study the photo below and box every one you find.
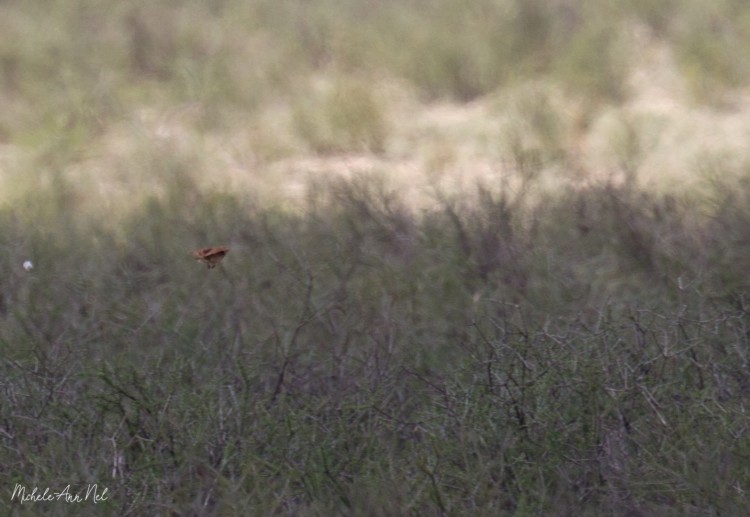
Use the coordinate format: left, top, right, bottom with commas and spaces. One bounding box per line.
3, 165, 750, 514
3, 0, 750, 514
4, 0, 750, 138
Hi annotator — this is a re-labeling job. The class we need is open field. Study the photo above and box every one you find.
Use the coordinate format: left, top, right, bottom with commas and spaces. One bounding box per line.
3, 1, 750, 515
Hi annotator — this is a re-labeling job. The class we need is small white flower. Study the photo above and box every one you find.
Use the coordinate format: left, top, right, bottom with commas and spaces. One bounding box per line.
23, 260, 33, 271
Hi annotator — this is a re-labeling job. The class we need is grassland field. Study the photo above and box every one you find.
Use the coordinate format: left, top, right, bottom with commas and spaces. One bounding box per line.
3, 1, 750, 515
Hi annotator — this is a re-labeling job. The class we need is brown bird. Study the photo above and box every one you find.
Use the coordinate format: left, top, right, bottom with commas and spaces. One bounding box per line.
192, 246, 230, 269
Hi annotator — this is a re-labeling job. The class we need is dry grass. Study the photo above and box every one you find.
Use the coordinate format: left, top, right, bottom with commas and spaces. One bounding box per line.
4, 1, 750, 515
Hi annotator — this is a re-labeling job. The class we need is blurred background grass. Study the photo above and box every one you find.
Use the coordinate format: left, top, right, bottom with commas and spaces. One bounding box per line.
3, 0, 750, 515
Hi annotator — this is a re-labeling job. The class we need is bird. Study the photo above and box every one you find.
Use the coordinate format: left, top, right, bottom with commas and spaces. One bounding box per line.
191, 246, 230, 269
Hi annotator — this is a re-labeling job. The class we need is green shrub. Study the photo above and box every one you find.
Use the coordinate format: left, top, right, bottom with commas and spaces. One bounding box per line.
292, 76, 388, 154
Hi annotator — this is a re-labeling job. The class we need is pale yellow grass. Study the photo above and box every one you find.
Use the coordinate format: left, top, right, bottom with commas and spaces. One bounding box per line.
3, 24, 750, 222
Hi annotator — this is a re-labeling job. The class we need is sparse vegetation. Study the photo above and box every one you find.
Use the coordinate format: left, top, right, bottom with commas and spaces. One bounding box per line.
3, 1, 750, 515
